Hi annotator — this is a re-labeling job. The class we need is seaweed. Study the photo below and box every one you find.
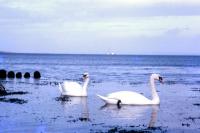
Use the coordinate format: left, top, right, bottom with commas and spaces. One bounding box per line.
55, 96, 71, 102
193, 103, 200, 106
0, 98, 28, 104
0, 91, 29, 96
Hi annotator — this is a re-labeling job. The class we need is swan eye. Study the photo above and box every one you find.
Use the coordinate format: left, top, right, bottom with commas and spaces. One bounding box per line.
83, 73, 89, 78
159, 76, 163, 82
83, 74, 88, 78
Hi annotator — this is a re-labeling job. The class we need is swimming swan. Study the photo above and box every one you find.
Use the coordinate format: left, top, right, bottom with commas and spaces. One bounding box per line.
97, 74, 163, 105
59, 73, 89, 96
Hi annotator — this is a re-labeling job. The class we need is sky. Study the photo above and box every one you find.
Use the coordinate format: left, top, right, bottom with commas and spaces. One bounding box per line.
0, 0, 200, 55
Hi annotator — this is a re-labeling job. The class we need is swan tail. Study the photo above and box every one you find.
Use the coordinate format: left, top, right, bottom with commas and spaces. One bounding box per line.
97, 94, 108, 102
96, 94, 118, 104
58, 83, 63, 93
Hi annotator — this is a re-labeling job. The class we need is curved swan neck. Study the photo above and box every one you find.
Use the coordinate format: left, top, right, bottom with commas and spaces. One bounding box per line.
82, 78, 89, 94
150, 77, 160, 104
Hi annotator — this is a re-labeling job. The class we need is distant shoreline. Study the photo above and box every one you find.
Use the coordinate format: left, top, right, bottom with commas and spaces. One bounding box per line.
0, 51, 200, 56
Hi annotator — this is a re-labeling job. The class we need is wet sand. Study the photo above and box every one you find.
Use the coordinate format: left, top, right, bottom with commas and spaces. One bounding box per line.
0, 78, 200, 133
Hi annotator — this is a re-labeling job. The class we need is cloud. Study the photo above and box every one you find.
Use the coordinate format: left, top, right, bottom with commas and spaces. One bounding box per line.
0, 0, 56, 14
1, 15, 200, 39
106, 0, 200, 5
0, 0, 200, 54
1, 0, 200, 18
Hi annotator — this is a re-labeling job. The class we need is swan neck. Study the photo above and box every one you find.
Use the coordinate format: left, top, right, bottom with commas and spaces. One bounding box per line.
150, 77, 160, 104
82, 78, 89, 94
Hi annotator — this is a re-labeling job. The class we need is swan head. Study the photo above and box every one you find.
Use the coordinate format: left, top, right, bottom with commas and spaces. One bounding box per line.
151, 74, 163, 83
83, 73, 89, 80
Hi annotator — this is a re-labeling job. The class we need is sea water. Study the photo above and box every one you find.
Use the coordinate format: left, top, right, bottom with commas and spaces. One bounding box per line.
0, 53, 200, 132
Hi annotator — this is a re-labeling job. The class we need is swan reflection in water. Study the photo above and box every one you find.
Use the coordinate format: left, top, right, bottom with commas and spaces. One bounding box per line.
59, 96, 89, 121
100, 104, 159, 128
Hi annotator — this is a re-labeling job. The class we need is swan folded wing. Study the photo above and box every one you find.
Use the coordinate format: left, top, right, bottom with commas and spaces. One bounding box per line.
97, 94, 119, 104
107, 91, 152, 105
63, 81, 82, 93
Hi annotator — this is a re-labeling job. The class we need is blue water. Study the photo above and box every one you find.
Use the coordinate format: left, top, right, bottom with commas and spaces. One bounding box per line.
0, 53, 200, 132
1, 53, 200, 85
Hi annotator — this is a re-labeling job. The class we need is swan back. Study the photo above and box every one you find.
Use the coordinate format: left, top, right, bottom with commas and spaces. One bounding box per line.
61, 81, 84, 96
107, 91, 152, 105
63, 81, 82, 91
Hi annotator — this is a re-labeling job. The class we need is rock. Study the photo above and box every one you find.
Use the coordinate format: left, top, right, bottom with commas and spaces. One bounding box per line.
34, 71, 41, 79
0, 69, 6, 79
16, 72, 22, 78
7, 71, 15, 78
0, 83, 7, 95
24, 72, 30, 79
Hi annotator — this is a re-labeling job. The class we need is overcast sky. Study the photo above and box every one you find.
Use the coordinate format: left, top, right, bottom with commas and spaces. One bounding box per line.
0, 0, 200, 55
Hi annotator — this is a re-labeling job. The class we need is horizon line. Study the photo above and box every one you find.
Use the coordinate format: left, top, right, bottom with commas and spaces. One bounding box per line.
0, 51, 200, 56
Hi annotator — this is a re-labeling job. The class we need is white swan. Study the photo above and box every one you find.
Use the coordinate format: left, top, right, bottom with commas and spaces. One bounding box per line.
97, 74, 163, 105
59, 73, 90, 96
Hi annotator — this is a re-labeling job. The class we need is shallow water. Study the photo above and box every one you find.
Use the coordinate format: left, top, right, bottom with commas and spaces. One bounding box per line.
0, 54, 200, 132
